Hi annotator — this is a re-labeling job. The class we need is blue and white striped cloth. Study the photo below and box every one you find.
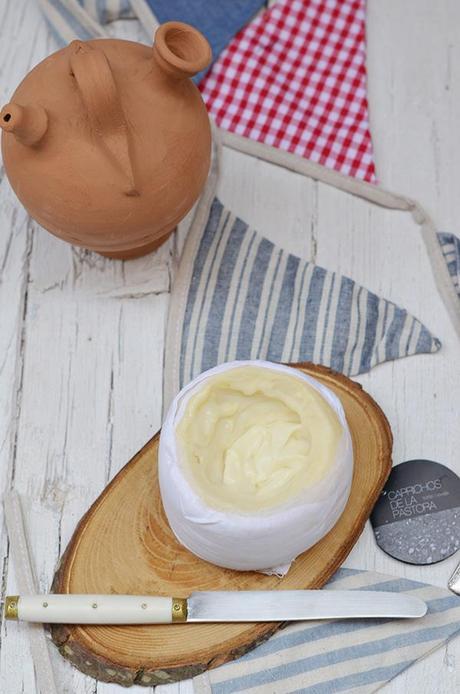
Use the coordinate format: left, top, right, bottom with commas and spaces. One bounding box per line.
193, 568, 460, 694
438, 232, 460, 301
175, 198, 440, 394
38, 0, 122, 43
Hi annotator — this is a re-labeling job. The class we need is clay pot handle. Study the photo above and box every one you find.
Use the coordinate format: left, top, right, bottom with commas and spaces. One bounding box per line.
153, 22, 212, 79
0, 103, 48, 146
69, 40, 137, 195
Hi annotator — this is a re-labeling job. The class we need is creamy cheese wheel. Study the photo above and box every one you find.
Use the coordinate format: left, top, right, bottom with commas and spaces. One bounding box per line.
176, 366, 343, 513
159, 360, 353, 573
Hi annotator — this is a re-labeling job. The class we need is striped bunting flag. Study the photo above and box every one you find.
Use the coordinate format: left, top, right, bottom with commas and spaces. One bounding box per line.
177, 198, 440, 393
438, 232, 460, 300
39, 0, 134, 31
193, 568, 460, 694
77, 0, 134, 23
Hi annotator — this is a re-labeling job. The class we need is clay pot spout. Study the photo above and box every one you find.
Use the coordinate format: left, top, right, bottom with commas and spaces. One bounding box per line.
153, 22, 212, 79
0, 103, 48, 146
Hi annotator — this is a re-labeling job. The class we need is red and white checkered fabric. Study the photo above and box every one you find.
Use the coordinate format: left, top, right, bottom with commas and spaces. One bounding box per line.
200, 0, 376, 182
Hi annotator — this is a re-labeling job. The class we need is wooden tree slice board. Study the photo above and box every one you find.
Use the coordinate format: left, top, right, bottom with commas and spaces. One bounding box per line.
51, 363, 392, 687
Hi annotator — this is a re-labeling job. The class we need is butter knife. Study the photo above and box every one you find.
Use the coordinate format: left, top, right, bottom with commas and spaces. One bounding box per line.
4, 590, 427, 624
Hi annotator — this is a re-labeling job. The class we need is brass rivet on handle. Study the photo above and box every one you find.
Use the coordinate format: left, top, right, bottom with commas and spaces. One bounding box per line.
4, 596, 19, 620
171, 597, 187, 622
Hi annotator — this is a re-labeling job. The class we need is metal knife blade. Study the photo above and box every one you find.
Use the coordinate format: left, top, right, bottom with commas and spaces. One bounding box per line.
187, 590, 427, 622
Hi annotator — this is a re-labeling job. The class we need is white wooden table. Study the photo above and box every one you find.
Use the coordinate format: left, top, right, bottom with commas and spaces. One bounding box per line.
0, 1, 459, 692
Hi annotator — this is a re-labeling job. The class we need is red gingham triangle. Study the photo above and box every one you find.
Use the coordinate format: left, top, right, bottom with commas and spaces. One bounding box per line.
200, 0, 376, 183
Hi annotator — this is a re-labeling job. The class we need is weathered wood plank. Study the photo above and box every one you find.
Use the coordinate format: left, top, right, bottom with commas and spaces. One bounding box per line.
0, 1, 59, 691
364, 1, 460, 691
0, 7, 169, 694
217, 147, 315, 260
317, 2, 460, 693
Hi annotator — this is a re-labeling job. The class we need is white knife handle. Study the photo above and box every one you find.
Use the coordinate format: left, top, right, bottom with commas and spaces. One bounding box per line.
4, 595, 188, 624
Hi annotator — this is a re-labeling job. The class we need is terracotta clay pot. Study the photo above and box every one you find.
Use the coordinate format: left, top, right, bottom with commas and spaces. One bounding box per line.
0, 22, 212, 259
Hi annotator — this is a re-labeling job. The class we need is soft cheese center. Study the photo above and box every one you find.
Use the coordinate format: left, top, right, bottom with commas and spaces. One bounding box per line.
176, 366, 342, 512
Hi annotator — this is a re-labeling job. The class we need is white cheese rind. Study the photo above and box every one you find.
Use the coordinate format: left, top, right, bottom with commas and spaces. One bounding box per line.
158, 360, 353, 573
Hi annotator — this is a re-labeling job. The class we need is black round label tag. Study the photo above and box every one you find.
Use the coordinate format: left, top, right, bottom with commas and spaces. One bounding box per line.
371, 459, 460, 565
